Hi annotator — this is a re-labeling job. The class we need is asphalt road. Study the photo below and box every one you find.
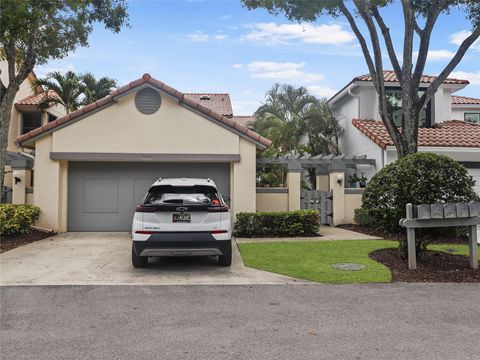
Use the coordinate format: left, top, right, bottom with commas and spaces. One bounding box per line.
1, 284, 479, 360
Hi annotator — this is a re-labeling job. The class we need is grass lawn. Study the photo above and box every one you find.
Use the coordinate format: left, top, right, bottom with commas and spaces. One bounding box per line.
427, 243, 479, 259
238, 240, 398, 284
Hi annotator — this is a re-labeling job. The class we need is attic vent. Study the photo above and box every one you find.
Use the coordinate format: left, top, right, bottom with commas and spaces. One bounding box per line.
135, 88, 161, 114
200, 95, 211, 101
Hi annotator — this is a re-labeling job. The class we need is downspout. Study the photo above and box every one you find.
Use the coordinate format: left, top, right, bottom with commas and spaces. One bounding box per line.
348, 88, 360, 118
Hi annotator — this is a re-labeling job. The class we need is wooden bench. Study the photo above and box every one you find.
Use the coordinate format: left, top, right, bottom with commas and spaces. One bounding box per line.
399, 202, 480, 270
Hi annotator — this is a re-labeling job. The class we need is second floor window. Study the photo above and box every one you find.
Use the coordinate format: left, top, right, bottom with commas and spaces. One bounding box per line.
465, 113, 480, 124
22, 112, 42, 134
386, 88, 431, 128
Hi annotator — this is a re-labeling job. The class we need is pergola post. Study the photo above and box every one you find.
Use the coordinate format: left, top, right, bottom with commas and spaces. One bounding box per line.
329, 164, 346, 226
287, 161, 302, 211
6, 152, 34, 205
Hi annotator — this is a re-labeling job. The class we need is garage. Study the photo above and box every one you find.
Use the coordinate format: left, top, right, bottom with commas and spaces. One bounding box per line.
68, 162, 230, 231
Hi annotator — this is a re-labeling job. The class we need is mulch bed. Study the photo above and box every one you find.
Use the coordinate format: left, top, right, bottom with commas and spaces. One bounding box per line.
339, 224, 467, 244
370, 248, 479, 283
0, 230, 55, 253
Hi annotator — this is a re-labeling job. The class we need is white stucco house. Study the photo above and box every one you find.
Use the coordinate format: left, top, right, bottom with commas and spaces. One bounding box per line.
328, 71, 480, 194
13, 73, 271, 232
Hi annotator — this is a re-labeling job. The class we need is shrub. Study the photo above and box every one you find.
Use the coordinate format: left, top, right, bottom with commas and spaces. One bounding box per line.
355, 153, 478, 256
234, 210, 319, 237
0, 204, 40, 236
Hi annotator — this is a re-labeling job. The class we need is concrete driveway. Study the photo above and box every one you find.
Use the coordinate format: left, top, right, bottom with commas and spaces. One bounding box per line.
0, 233, 305, 285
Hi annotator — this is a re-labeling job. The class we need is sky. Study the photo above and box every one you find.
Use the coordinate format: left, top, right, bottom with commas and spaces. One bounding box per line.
37, 0, 480, 115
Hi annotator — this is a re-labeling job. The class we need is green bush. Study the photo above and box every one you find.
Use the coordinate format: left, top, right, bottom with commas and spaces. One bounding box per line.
0, 204, 40, 236
355, 153, 478, 256
234, 210, 319, 237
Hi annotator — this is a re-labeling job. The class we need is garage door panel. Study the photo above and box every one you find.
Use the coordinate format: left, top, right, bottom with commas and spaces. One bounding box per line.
68, 162, 230, 231
84, 179, 119, 213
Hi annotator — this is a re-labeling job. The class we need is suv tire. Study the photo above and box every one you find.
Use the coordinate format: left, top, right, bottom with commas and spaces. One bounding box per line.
132, 245, 148, 268
218, 241, 232, 266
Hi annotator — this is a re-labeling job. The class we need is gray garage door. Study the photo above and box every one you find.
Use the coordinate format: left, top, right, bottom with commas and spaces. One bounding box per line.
68, 162, 230, 231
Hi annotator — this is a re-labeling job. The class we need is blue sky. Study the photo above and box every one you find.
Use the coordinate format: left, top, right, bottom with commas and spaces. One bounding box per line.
38, 0, 480, 115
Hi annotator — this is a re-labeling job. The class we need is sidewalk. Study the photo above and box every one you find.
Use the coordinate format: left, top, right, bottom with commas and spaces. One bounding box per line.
236, 226, 383, 243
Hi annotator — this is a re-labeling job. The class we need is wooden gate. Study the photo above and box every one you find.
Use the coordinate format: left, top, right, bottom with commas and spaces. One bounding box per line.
301, 190, 333, 225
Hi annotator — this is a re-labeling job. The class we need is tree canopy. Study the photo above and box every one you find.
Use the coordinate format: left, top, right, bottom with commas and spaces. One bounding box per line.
242, 0, 480, 157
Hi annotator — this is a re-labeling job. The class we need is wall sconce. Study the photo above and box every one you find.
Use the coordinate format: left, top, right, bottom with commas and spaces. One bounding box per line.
336, 174, 344, 186
14, 176, 22, 185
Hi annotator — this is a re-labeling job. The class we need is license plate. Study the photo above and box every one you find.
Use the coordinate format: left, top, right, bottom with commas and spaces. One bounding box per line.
172, 213, 191, 222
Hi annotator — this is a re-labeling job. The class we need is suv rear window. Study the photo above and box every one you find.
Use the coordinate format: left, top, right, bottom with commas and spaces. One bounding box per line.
144, 185, 221, 205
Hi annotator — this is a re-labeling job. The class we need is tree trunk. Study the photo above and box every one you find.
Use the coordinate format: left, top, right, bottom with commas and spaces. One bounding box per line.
0, 84, 20, 203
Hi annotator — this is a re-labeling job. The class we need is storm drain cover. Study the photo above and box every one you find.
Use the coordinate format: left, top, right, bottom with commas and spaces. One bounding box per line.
330, 263, 366, 271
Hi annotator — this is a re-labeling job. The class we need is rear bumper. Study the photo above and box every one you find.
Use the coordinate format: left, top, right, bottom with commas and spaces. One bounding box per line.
132, 232, 231, 257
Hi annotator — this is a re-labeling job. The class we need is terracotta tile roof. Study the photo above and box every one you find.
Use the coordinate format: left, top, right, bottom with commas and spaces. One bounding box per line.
451, 95, 480, 105
184, 93, 233, 116
352, 118, 480, 149
232, 115, 256, 128
15, 90, 60, 106
354, 70, 469, 85
16, 74, 271, 148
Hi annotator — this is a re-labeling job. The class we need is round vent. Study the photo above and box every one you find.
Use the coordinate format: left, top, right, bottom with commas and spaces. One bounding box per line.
135, 88, 161, 114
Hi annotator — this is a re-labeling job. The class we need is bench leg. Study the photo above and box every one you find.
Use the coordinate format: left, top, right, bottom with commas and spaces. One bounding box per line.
468, 226, 478, 270
407, 228, 416, 270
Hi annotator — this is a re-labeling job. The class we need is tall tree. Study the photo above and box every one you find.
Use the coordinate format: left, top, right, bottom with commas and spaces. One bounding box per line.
253, 83, 319, 155
0, 0, 129, 201
34, 71, 85, 114
300, 100, 344, 157
81, 72, 117, 105
242, 0, 480, 158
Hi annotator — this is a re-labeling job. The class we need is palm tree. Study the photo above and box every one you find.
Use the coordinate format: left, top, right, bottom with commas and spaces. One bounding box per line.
253, 84, 319, 156
34, 71, 84, 114
301, 99, 344, 156
81, 72, 117, 105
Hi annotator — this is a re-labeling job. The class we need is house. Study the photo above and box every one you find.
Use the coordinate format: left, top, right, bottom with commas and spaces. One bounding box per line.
328, 71, 480, 194
1, 61, 65, 203
14, 73, 270, 232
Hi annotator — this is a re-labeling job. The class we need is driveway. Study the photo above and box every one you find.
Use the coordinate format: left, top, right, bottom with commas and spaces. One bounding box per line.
2, 284, 479, 360
0, 233, 305, 285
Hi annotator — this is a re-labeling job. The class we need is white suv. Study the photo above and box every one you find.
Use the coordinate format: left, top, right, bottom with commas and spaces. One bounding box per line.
131, 178, 232, 268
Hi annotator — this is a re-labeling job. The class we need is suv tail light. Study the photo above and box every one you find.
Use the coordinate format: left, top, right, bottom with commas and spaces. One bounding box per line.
135, 205, 156, 213
206, 205, 229, 212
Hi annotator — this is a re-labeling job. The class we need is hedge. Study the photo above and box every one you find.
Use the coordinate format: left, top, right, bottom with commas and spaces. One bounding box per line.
0, 204, 40, 236
234, 210, 319, 237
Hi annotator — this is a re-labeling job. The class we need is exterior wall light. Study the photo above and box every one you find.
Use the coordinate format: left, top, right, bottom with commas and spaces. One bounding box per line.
336, 174, 344, 186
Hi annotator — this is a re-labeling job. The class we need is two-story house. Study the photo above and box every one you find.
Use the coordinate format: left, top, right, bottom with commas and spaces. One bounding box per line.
1, 61, 65, 202
328, 71, 480, 194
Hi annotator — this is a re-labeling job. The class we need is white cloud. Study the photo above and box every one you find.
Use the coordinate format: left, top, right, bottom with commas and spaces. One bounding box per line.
449, 30, 480, 51
232, 64, 243, 68
247, 61, 324, 83
243, 22, 355, 45
450, 70, 480, 85
220, 14, 232, 20
188, 31, 228, 42
413, 49, 456, 61
307, 85, 337, 98
188, 31, 209, 42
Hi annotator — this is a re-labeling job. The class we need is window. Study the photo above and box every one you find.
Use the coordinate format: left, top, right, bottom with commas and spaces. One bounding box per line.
385, 88, 431, 128
21, 112, 42, 134
465, 113, 480, 124
144, 185, 220, 205
48, 113, 57, 122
